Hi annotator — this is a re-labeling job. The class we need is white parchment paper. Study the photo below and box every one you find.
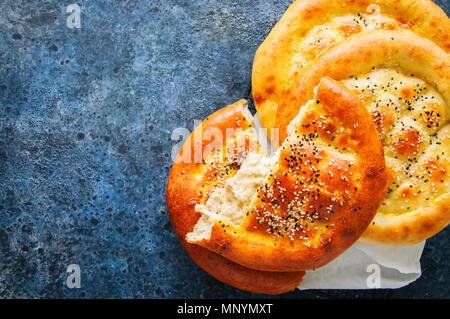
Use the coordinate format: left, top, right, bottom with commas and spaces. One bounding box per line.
251, 112, 425, 289
298, 241, 424, 289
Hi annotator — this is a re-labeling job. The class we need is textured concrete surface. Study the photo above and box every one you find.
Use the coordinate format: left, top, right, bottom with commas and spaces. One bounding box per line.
0, 0, 448, 298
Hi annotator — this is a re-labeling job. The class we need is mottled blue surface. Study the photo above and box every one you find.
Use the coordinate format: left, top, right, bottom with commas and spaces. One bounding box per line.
0, 0, 448, 298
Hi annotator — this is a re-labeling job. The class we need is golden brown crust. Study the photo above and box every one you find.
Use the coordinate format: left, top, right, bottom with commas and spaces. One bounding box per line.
268, 31, 450, 245
194, 78, 387, 271
166, 100, 305, 294
361, 194, 449, 245
252, 0, 450, 138
360, 125, 450, 245
278, 31, 450, 141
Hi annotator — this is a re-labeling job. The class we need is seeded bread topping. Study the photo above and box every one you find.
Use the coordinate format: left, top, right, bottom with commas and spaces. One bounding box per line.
253, 0, 450, 141
187, 78, 387, 271
341, 69, 448, 217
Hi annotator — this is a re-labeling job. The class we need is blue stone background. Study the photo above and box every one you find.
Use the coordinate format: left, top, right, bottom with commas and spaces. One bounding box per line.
0, 0, 448, 298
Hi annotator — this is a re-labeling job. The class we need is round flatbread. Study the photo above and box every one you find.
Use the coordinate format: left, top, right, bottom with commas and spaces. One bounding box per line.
278, 31, 450, 245
253, 0, 450, 141
187, 78, 387, 271
166, 100, 305, 293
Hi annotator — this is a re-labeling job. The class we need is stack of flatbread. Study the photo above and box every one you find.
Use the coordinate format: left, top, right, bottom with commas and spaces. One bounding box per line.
166, 0, 449, 294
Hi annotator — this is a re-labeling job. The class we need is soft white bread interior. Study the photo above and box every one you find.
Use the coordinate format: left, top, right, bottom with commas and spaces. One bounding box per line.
186, 77, 387, 272
187, 152, 274, 242
166, 99, 305, 293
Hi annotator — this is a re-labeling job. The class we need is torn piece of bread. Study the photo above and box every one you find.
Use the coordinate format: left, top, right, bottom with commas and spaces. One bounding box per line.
252, 0, 450, 140
277, 31, 450, 245
186, 152, 274, 243
166, 99, 305, 294
187, 77, 387, 272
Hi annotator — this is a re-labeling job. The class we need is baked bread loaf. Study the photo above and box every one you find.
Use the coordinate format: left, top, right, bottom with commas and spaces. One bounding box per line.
276, 31, 450, 245
187, 77, 387, 271
167, 0, 449, 293
253, 0, 449, 143
166, 100, 305, 294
